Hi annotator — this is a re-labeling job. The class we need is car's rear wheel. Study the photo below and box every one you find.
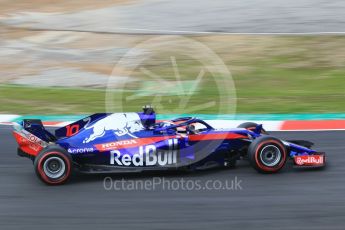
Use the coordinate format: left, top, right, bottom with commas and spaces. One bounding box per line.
34, 146, 72, 185
248, 136, 287, 173
237, 122, 268, 134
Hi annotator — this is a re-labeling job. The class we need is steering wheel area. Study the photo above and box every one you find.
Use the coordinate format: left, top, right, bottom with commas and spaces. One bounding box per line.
151, 117, 213, 136
186, 124, 198, 134
175, 118, 213, 135
150, 121, 175, 129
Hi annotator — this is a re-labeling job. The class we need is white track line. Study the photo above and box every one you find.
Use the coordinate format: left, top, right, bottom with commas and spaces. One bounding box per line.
27, 27, 345, 35
115, 28, 345, 35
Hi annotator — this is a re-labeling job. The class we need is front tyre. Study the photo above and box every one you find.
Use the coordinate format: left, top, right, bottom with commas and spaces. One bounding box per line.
248, 136, 287, 173
34, 146, 73, 185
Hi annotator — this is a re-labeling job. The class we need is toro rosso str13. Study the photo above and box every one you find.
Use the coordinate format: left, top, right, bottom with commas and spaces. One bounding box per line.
13, 107, 325, 185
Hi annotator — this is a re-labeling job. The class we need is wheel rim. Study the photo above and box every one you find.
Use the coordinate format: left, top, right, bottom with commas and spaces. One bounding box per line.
259, 145, 282, 167
43, 157, 66, 179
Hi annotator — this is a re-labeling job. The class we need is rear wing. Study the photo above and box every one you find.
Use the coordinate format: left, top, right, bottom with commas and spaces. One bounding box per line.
13, 119, 54, 157
20, 119, 56, 142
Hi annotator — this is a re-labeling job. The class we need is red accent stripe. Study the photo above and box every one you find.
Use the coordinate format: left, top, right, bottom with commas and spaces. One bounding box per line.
42, 121, 62, 126
281, 120, 345, 130
95, 133, 247, 151
95, 135, 178, 152
188, 133, 247, 141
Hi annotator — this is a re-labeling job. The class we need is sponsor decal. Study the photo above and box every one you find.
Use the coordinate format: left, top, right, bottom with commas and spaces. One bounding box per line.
66, 124, 80, 137
83, 113, 144, 143
95, 136, 178, 152
21, 136, 42, 152
68, 147, 94, 154
110, 139, 178, 166
13, 131, 45, 156
294, 155, 325, 166
23, 132, 45, 146
99, 139, 138, 151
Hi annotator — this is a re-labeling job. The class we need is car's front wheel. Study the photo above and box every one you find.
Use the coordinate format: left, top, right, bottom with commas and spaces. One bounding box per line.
248, 136, 287, 173
34, 146, 73, 185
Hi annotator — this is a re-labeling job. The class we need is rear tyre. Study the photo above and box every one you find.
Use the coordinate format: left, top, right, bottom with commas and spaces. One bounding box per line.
34, 146, 73, 185
248, 136, 287, 173
237, 122, 268, 134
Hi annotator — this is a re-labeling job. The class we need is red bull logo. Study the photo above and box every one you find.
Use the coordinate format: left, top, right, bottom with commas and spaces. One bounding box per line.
110, 139, 178, 166
294, 155, 325, 166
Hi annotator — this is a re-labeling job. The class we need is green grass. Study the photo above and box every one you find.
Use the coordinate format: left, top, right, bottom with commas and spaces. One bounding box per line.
0, 85, 106, 114
235, 67, 345, 113
1, 36, 345, 115
1, 69, 344, 115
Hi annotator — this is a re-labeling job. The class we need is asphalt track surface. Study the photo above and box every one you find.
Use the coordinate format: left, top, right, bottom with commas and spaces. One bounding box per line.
1, 125, 345, 230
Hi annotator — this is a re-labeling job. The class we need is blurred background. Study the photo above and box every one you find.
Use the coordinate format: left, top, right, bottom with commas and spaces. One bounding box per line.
0, 0, 344, 115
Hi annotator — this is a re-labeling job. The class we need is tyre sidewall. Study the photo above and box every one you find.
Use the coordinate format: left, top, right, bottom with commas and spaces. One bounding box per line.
34, 146, 72, 185
248, 136, 287, 173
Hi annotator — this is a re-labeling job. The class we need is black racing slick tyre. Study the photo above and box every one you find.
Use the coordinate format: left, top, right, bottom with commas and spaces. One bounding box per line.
34, 146, 73, 185
248, 136, 287, 173
237, 122, 268, 134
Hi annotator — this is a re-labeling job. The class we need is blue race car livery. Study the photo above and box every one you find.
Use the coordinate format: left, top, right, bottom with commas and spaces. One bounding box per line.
13, 107, 325, 185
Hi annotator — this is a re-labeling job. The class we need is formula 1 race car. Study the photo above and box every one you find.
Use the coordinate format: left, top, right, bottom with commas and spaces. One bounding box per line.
13, 107, 326, 185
